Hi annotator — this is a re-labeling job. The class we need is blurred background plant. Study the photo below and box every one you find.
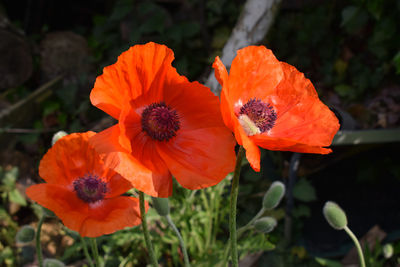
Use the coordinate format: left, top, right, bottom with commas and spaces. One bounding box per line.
1, 0, 400, 266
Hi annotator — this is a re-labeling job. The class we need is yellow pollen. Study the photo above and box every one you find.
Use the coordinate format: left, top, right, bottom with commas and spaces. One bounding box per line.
238, 114, 261, 136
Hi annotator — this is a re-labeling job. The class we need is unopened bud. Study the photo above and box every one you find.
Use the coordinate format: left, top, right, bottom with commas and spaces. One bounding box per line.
263, 181, 285, 210
16, 225, 35, 243
323, 201, 348, 230
254, 217, 277, 233
51, 131, 68, 146
383, 243, 393, 259
152, 197, 170, 216
43, 258, 65, 267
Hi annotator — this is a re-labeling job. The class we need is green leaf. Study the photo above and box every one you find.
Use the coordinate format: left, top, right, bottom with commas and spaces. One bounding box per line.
293, 179, 316, 202
9, 188, 27, 206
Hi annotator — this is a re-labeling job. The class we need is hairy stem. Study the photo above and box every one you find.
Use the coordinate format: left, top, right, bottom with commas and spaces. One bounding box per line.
139, 191, 158, 267
229, 146, 245, 267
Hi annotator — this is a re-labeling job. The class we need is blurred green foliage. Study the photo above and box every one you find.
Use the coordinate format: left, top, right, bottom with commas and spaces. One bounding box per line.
268, 0, 400, 103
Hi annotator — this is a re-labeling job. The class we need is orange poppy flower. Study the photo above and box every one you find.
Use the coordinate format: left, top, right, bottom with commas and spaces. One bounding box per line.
89, 42, 236, 198
213, 46, 340, 171
26, 132, 145, 237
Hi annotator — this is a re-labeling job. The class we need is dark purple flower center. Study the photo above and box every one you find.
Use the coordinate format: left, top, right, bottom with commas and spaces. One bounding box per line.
141, 102, 180, 141
239, 98, 277, 134
73, 174, 107, 203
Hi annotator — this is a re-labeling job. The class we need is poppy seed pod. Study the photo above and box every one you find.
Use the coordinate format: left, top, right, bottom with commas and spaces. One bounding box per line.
262, 181, 285, 210
152, 197, 170, 216
323, 201, 348, 230
254, 217, 277, 233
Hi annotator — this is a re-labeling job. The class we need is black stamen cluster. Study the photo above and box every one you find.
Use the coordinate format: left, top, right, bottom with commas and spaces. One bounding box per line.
141, 102, 180, 141
73, 174, 107, 203
239, 98, 277, 133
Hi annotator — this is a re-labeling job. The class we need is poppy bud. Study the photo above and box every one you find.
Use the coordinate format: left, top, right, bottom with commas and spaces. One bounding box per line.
383, 243, 393, 259
16, 225, 35, 243
51, 131, 68, 146
262, 181, 285, 210
43, 258, 65, 267
152, 197, 170, 216
254, 217, 277, 233
323, 201, 348, 230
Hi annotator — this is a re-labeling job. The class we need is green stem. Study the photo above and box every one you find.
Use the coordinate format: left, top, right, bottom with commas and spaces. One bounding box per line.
89, 238, 100, 267
344, 226, 366, 267
166, 215, 191, 267
36, 215, 45, 267
229, 146, 245, 267
139, 191, 158, 267
80, 236, 94, 267
221, 207, 265, 266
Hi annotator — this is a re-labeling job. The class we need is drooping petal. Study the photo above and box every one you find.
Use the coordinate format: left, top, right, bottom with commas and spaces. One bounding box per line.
262, 63, 340, 148
79, 196, 144, 237
39, 132, 103, 186
26, 184, 89, 233
156, 127, 236, 190
90, 42, 181, 119
251, 135, 332, 154
90, 125, 172, 197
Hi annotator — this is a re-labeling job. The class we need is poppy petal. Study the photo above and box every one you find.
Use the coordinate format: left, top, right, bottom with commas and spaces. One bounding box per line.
26, 184, 89, 233
221, 83, 261, 171
226, 46, 284, 104
163, 80, 227, 131
90, 42, 178, 119
212, 56, 229, 89
264, 63, 340, 148
106, 173, 133, 198
156, 127, 236, 190
39, 132, 104, 186
79, 196, 144, 237
251, 135, 332, 154
90, 125, 172, 197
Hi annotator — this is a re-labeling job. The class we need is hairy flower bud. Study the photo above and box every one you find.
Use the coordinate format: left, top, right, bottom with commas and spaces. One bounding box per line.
263, 181, 285, 210
152, 197, 170, 216
254, 217, 277, 233
323, 201, 348, 230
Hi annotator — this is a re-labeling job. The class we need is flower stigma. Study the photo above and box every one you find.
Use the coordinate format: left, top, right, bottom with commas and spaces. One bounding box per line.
238, 98, 277, 136
73, 174, 107, 203
141, 101, 180, 141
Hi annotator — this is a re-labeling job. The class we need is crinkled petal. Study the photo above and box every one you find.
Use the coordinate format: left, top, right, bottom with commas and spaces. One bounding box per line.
227, 46, 284, 104
80, 196, 144, 237
156, 127, 236, 190
39, 132, 105, 186
90, 42, 181, 119
26, 184, 88, 233
89, 125, 172, 197
26, 184, 144, 237
251, 135, 332, 154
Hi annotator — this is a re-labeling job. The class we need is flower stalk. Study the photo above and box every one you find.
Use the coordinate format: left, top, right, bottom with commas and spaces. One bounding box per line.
80, 236, 94, 267
166, 215, 191, 267
229, 146, 245, 267
139, 191, 158, 267
89, 238, 100, 267
344, 226, 366, 267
